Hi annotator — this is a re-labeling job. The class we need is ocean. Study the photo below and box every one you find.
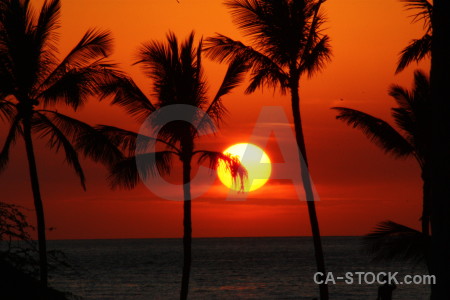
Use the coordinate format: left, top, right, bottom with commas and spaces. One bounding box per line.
47, 237, 430, 299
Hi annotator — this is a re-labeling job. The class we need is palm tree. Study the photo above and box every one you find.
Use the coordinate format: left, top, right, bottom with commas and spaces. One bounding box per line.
203, 1, 331, 298
333, 70, 430, 234
94, 32, 247, 300
396, 0, 432, 73
0, 0, 121, 290
332, 70, 431, 270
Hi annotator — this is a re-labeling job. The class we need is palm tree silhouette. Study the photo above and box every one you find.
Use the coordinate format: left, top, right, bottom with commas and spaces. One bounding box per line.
333, 70, 430, 235
396, 0, 432, 73
0, 0, 121, 290
95, 32, 247, 300
204, 1, 331, 298
333, 71, 431, 272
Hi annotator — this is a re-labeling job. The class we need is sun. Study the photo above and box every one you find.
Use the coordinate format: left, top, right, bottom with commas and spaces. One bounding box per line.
217, 143, 271, 192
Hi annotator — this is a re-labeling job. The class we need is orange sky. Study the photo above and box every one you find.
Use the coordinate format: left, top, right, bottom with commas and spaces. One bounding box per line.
0, 0, 430, 239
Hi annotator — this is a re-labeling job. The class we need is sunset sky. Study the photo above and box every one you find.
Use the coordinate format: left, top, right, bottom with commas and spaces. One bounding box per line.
0, 0, 430, 239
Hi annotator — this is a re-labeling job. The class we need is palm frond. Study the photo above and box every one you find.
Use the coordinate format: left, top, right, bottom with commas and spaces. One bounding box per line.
32, 112, 86, 189
0, 114, 22, 173
35, 0, 60, 46
204, 34, 288, 93
364, 220, 428, 264
37, 110, 123, 165
391, 107, 415, 138
389, 70, 429, 159
389, 85, 412, 110
332, 107, 414, 158
411, 69, 430, 105
37, 28, 113, 91
0, 0, 42, 94
224, 0, 305, 65
223, 0, 330, 71
225, 0, 288, 60
195, 36, 203, 91
195, 55, 249, 137
204, 56, 249, 125
98, 73, 155, 122
245, 58, 289, 94
57, 28, 113, 67
134, 32, 210, 147
0, 100, 16, 122
224, 0, 264, 39
95, 125, 180, 156
400, 0, 432, 27
109, 151, 175, 190
204, 34, 277, 69
38, 60, 119, 110
34, 0, 60, 74
196, 150, 247, 191
395, 34, 431, 73
300, 0, 327, 62
300, 35, 332, 77
212, 56, 249, 109
94, 125, 138, 156
108, 156, 139, 190
388, 85, 415, 135
389, 71, 429, 120
136, 32, 207, 109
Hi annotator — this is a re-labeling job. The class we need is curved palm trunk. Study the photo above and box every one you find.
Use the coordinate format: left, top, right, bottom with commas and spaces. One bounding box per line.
23, 116, 48, 293
180, 158, 192, 300
290, 82, 328, 300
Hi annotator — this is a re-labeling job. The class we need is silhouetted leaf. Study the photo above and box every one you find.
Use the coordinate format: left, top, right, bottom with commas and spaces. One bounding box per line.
301, 35, 332, 77
332, 107, 414, 158
400, 0, 432, 27
39, 61, 121, 110
196, 150, 247, 191
136, 31, 207, 110
32, 112, 86, 190
396, 34, 431, 73
0, 114, 22, 173
34, 0, 61, 77
364, 220, 428, 265
395, 0, 432, 73
98, 74, 155, 122
95, 125, 180, 156
0, 100, 16, 122
109, 151, 175, 190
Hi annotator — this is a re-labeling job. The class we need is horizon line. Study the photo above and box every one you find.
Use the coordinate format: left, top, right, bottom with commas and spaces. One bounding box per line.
44, 235, 364, 241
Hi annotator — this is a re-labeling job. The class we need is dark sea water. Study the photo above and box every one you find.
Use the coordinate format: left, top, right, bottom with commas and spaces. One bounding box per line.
47, 237, 430, 299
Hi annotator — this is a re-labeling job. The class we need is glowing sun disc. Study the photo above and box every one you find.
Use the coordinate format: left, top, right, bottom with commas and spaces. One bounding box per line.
217, 143, 271, 192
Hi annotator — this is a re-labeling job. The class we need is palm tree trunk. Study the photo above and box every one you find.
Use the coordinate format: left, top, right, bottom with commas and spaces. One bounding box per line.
290, 82, 329, 300
180, 158, 192, 300
421, 168, 432, 277
23, 116, 48, 293
421, 189, 430, 236
421, 168, 431, 236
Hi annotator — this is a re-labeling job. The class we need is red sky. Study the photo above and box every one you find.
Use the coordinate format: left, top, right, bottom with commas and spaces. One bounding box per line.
0, 0, 429, 239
